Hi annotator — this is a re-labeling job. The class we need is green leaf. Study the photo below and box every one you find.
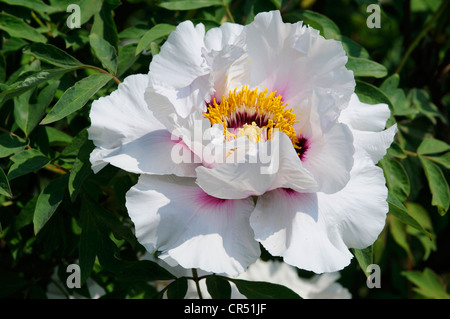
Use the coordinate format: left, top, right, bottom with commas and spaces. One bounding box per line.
351, 246, 373, 277
158, 0, 223, 11
0, 13, 47, 43
79, 198, 101, 284
346, 57, 387, 78
206, 275, 232, 299
0, 167, 13, 198
7, 148, 50, 181
24, 43, 83, 68
379, 156, 410, 202
286, 10, 340, 39
417, 137, 450, 155
135, 24, 176, 55
68, 139, 94, 201
40, 73, 112, 125
0, 68, 77, 104
14, 81, 59, 137
117, 44, 139, 78
426, 152, 450, 169
419, 156, 450, 215
355, 80, 394, 110
91, 0, 119, 50
167, 277, 188, 299
380, 74, 414, 116
0, 0, 58, 14
387, 192, 432, 238
227, 278, 301, 299
389, 215, 413, 260
405, 202, 436, 260
89, 34, 118, 75
33, 174, 69, 235
402, 268, 450, 299
0, 134, 27, 158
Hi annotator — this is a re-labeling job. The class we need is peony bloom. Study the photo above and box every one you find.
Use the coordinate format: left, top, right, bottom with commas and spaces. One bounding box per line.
88, 10, 397, 275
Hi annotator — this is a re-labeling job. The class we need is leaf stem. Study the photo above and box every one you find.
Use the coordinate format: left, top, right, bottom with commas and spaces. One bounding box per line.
82, 65, 122, 85
222, 1, 235, 23
395, 0, 449, 74
192, 268, 203, 299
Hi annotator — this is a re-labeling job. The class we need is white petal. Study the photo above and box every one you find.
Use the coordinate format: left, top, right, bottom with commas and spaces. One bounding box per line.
88, 74, 198, 176
250, 152, 389, 273
195, 132, 318, 199
125, 175, 260, 276
245, 11, 355, 119
352, 124, 398, 164
147, 21, 212, 118
316, 153, 389, 249
301, 121, 355, 194
204, 22, 244, 52
250, 189, 353, 273
340, 94, 391, 132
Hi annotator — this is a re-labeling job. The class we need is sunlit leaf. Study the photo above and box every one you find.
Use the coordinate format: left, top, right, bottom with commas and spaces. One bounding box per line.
41, 73, 112, 125
158, 0, 223, 10
419, 156, 450, 215
135, 24, 175, 55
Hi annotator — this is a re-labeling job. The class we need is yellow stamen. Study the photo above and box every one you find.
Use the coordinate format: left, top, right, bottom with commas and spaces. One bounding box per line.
203, 86, 300, 147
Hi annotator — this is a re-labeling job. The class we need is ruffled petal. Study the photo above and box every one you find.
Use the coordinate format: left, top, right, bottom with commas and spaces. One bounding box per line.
339, 94, 398, 164
88, 74, 198, 176
250, 153, 389, 273
244, 11, 355, 122
125, 175, 260, 276
147, 21, 212, 118
195, 132, 318, 199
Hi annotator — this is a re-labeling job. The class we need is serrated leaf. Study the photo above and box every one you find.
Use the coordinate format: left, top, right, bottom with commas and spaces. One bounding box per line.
387, 192, 432, 238
135, 24, 176, 55
167, 277, 188, 299
419, 156, 450, 215
417, 138, 450, 155
346, 57, 387, 78
24, 43, 83, 68
7, 148, 50, 181
227, 278, 301, 299
0, 13, 47, 43
33, 174, 69, 235
41, 73, 112, 125
158, 0, 223, 10
89, 34, 118, 74
380, 74, 414, 116
206, 275, 232, 299
0, 168, 12, 198
402, 268, 450, 299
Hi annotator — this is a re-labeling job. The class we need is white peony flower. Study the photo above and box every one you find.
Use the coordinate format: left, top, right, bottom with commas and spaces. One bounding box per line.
88, 10, 397, 275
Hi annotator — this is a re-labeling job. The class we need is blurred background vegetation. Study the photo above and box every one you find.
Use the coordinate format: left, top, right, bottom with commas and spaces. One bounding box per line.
0, 0, 449, 299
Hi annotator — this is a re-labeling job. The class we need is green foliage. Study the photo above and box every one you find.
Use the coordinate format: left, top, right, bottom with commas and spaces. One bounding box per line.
0, 0, 449, 300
